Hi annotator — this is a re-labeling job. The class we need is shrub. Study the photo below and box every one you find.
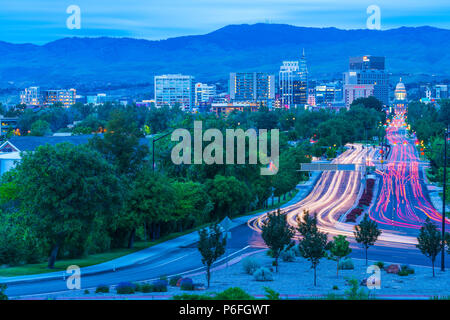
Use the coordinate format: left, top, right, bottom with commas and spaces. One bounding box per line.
332, 285, 339, 290
398, 265, 415, 276
215, 287, 254, 300
242, 257, 261, 275
253, 267, 273, 281
133, 282, 142, 292
345, 278, 369, 300
84, 289, 90, 295
141, 283, 154, 293
292, 245, 301, 257
338, 258, 354, 270
264, 287, 280, 300
280, 248, 296, 262
116, 282, 136, 294
0, 284, 8, 300
375, 261, 385, 269
180, 278, 194, 291
152, 280, 168, 292
169, 275, 182, 287
95, 284, 110, 294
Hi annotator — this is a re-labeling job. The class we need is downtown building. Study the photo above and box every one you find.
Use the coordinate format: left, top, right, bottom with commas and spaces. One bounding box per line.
154, 74, 195, 110
229, 72, 275, 105
20, 87, 76, 107
278, 50, 308, 109
343, 56, 389, 107
195, 83, 217, 105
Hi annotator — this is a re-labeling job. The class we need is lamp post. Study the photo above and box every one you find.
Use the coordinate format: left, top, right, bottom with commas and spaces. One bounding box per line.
441, 124, 449, 271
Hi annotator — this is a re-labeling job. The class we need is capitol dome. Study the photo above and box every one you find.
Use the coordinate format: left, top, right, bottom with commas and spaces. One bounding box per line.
394, 78, 407, 101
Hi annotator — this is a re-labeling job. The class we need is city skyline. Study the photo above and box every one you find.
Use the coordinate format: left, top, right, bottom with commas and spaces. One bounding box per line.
1, 0, 450, 44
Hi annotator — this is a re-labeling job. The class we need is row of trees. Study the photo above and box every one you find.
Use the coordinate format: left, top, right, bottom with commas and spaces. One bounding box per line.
260, 210, 381, 286
259, 209, 450, 284
407, 100, 450, 201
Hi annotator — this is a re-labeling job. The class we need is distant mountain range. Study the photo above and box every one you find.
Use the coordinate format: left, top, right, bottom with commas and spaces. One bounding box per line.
1, 24, 449, 92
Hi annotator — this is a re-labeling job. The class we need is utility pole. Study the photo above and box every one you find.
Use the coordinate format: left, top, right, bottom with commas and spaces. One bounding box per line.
442, 124, 448, 271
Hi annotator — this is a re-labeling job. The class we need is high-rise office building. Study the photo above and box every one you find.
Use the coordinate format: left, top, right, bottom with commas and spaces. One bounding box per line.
154, 74, 195, 109
344, 84, 375, 107
20, 87, 41, 106
279, 50, 308, 108
229, 72, 275, 102
195, 83, 216, 104
20, 87, 76, 107
44, 89, 76, 107
344, 55, 389, 106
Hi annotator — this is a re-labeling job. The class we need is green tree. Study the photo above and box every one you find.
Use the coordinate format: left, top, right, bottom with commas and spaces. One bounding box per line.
328, 235, 352, 278
30, 120, 51, 136
123, 170, 176, 247
354, 214, 382, 265
90, 110, 149, 177
13, 143, 122, 268
173, 181, 213, 230
297, 211, 329, 286
351, 96, 383, 112
261, 209, 295, 272
206, 175, 250, 220
198, 224, 226, 288
416, 218, 442, 277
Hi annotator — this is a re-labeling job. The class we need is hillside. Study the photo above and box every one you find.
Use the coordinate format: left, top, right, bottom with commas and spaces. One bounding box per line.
1, 24, 449, 90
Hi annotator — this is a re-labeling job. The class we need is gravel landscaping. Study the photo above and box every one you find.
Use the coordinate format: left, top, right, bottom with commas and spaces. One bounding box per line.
16, 249, 450, 300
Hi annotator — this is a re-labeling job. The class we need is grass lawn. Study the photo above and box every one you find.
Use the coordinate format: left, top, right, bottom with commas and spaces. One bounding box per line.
0, 189, 299, 278
0, 228, 207, 277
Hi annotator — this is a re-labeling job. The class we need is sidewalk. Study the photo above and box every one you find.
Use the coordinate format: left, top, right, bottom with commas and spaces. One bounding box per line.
0, 171, 322, 285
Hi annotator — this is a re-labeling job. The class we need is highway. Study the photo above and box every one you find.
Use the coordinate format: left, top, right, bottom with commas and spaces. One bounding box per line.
3, 114, 449, 298
369, 114, 450, 234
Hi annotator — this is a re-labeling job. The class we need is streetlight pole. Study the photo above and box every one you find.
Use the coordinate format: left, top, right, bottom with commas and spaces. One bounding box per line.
441, 124, 448, 271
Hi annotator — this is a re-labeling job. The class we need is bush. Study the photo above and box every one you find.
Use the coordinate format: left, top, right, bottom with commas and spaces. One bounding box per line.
253, 267, 273, 281
398, 265, 415, 276
215, 287, 254, 300
95, 284, 110, 294
338, 258, 354, 270
169, 275, 182, 287
152, 280, 168, 292
280, 248, 296, 262
292, 245, 301, 257
375, 261, 385, 269
242, 257, 261, 275
180, 278, 194, 291
84, 289, 90, 295
116, 282, 136, 294
141, 283, 154, 293
0, 284, 8, 300
332, 285, 339, 290
264, 287, 280, 300
345, 279, 369, 300
133, 282, 142, 292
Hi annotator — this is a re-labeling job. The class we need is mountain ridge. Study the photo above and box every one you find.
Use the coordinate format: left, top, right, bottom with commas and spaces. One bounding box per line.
1, 24, 449, 90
